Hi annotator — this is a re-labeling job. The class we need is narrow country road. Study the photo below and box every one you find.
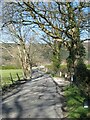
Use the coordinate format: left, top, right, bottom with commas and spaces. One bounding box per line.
2, 70, 68, 118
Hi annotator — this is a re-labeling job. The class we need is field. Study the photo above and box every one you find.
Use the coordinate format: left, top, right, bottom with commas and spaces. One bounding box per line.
0, 69, 23, 86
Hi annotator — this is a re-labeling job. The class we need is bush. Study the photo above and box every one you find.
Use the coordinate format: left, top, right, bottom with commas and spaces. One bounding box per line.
64, 85, 89, 118
45, 64, 53, 73
75, 60, 87, 83
52, 58, 61, 75
60, 65, 67, 72
75, 60, 90, 97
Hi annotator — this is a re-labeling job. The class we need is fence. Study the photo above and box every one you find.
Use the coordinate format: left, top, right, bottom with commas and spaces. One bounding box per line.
1, 72, 23, 87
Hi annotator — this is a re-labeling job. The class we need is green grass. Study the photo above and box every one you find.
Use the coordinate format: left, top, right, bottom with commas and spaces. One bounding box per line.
0, 69, 23, 86
64, 85, 90, 118
0, 65, 21, 70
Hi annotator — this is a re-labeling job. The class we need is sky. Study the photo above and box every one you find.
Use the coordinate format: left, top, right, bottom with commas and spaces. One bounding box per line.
0, 0, 90, 43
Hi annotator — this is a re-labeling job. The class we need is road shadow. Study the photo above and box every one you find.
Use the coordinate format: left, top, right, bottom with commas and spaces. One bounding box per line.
2, 70, 67, 118
2, 70, 46, 101
51, 78, 68, 113
2, 83, 23, 101
2, 95, 23, 118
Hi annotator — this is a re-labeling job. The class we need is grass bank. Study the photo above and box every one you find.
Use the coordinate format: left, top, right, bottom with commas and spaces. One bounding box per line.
0, 69, 23, 86
64, 85, 90, 118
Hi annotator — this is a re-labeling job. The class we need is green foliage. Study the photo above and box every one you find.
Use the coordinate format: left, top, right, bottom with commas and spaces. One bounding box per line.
77, 43, 86, 58
45, 64, 59, 76
60, 64, 67, 77
66, 40, 86, 75
52, 55, 61, 74
87, 64, 90, 69
75, 60, 90, 97
64, 85, 89, 118
45, 64, 67, 77
60, 65, 67, 72
45, 64, 53, 72
66, 57, 73, 72
75, 60, 87, 83
45, 63, 64, 77
0, 65, 21, 70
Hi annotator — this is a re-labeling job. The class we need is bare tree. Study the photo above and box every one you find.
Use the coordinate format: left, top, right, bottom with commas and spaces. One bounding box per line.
2, 1, 90, 76
2, 21, 37, 79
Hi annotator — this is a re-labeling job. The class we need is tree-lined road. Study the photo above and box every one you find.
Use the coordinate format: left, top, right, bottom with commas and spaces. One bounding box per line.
2, 70, 68, 118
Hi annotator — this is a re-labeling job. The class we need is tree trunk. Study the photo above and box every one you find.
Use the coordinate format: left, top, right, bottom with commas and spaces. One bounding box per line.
17, 44, 32, 80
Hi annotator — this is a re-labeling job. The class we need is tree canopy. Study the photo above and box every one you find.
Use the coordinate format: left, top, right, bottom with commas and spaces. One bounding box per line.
2, 1, 90, 77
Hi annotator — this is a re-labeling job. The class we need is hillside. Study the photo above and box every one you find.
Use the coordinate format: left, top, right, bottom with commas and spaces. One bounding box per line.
1, 41, 89, 67
1, 43, 52, 67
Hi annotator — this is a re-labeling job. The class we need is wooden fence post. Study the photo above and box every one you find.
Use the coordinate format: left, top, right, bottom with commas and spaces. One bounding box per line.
10, 73, 14, 84
16, 73, 20, 81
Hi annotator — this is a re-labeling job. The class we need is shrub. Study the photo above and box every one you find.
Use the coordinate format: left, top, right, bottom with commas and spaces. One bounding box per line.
75, 60, 90, 97
60, 65, 67, 72
45, 64, 53, 74
75, 60, 87, 83
52, 57, 61, 75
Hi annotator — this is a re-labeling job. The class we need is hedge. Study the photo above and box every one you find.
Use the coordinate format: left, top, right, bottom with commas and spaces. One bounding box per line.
0, 65, 21, 70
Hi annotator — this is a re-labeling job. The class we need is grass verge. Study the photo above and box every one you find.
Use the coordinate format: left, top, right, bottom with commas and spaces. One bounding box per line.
0, 69, 23, 86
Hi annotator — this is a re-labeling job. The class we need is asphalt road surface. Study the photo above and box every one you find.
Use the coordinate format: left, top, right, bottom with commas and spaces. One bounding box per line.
2, 70, 67, 118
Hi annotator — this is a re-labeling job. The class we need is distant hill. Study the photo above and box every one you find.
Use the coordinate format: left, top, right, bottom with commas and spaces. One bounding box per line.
0, 43, 52, 67
1, 43, 21, 67
1, 40, 90, 67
